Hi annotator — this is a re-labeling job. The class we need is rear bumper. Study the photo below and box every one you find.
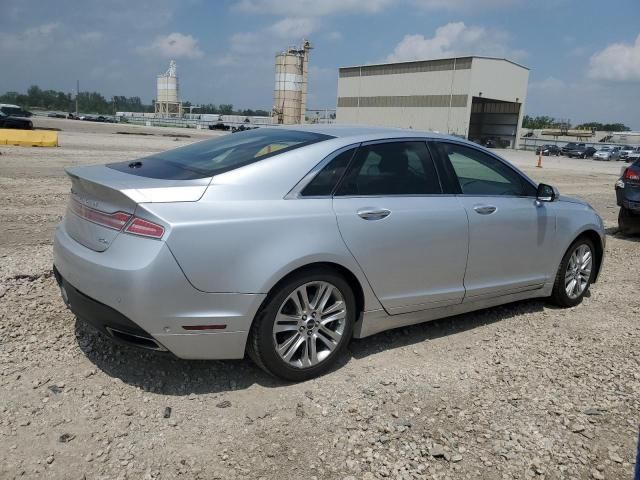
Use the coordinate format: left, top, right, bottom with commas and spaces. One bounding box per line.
616, 186, 640, 211
53, 224, 266, 359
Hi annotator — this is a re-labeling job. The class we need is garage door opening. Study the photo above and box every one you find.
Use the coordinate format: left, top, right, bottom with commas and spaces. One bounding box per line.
469, 97, 521, 148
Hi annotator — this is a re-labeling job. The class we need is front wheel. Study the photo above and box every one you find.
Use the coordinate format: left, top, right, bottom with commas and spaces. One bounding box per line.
549, 238, 595, 308
247, 268, 356, 381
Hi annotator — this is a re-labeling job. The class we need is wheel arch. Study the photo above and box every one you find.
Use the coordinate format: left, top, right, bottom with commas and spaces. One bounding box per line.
252, 261, 367, 332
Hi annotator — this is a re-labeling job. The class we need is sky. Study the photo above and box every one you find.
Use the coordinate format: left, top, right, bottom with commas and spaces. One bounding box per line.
1, 0, 639, 128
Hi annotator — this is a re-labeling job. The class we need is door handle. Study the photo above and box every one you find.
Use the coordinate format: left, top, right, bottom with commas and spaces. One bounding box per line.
357, 208, 391, 221
473, 205, 497, 215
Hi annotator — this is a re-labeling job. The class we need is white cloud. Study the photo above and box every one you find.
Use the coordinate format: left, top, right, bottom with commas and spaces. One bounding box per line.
385, 22, 526, 62
412, 0, 516, 9
235, 0, 394, 16
138, 32, 204, 59
588, 34, 640, 82
267, 17, 318, 39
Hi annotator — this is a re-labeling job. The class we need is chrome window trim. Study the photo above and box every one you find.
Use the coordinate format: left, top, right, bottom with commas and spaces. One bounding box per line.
332, 194, 458, 199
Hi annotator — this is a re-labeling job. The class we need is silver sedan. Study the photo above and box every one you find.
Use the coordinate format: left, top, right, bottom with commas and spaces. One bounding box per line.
53, 126, 605, 380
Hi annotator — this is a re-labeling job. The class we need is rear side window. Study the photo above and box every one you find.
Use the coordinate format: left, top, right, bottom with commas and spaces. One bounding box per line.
432, 142, 535, 197
301, 148, 356, 196
335, 141, 442, 196
107, 128, 332, 180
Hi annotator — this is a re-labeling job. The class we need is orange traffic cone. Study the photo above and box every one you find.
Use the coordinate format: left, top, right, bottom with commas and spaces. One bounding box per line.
536, 152, 543, 168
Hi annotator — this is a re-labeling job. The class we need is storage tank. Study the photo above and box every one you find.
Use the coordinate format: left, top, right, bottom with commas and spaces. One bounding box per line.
155, 60, 182, 118
157, 60, 179, 102
273, 40, 312, 124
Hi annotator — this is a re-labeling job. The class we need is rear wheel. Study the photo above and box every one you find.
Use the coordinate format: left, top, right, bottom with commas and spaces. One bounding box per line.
549, 238, 595, 308
247, 268, 355, 381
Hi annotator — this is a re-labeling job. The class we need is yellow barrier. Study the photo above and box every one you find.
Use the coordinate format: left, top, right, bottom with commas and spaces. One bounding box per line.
0, 129, 59, 147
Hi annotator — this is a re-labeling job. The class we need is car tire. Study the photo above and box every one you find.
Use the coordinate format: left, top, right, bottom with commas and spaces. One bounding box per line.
247, 267, 356, 381
581, 154, 586, 159
549, 237, 596, 308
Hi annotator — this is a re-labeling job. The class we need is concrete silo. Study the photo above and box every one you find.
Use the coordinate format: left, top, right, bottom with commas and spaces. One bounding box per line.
155, 60, 183, 118
273, 40, 312, 125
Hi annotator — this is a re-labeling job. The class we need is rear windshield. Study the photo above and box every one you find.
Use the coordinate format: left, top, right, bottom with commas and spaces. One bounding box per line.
107, 128, 332, 180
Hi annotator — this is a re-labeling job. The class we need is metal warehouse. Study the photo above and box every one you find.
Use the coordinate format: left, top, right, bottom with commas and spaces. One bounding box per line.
336, 56, 529, 148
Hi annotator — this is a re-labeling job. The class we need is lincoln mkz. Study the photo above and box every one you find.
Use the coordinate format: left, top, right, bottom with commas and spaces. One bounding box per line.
54, 126, 605, 380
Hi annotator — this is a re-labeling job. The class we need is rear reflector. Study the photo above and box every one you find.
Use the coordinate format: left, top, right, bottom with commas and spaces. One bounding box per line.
124, 218, 165, 239
70, 198, 131, 231
182, 324, 227, 331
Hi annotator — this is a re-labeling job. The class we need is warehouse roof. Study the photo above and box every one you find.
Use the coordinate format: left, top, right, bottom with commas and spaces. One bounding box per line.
339, 56, 529, 73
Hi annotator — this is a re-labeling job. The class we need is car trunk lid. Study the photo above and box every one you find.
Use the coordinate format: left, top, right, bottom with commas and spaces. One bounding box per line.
64, 165, 210, 252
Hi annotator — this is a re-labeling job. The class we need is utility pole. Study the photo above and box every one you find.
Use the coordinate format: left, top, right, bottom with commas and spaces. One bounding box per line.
75, 80, 79, 117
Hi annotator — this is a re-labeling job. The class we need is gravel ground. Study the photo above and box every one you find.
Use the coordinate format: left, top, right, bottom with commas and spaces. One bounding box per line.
0, 118, 638, 479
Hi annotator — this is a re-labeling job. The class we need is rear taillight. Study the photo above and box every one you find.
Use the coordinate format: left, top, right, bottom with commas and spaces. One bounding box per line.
69, 198, 165, 239
70, 198, 131, 230
124, 218, 165, 239
623, 168, 640, 181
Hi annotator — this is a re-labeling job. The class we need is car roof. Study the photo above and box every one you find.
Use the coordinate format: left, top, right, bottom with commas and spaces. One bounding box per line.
267, 124, 462, 142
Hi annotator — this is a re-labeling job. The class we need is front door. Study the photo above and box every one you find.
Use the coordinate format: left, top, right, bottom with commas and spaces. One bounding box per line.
430, 141, 556, 300
332, 140, 469, 314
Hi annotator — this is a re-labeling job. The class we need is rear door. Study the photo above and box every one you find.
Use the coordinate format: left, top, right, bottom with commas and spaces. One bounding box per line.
332, 140, 469, 314
430, 141, 556, 300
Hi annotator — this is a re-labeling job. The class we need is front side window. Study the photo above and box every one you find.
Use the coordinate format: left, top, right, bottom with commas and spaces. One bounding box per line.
335, 141, 441, 196
107, 128, 332, 180
432, 142, 535, 197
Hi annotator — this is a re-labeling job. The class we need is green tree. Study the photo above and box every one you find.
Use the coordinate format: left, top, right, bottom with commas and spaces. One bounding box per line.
218, 104, 234, 115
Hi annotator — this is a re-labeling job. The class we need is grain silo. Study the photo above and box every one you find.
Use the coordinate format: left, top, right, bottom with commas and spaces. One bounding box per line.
155, 60, 183, 118
273, 40, 312, 125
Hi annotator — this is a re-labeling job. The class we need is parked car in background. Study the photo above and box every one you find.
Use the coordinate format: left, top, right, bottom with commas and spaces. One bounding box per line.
561, 142, 585, 155
535, 144, 561, 156
0, 111, 34, 130
619, 145, 637, 161
615, 159, 640, 234
483, 138, 509, 148
567, 146, 597, 158
53, 126, 605, 381
626, 147, 640, 163
0, 103, 32, 117
47, 112, 66, 118
593, 146, 620, 161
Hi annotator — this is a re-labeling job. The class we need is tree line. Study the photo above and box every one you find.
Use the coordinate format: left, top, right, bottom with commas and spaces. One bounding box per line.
0, 85, 269, 117
522, 115, 630, 132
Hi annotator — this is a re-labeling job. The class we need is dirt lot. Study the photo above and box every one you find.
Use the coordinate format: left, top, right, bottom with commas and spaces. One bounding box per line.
1, 118, 638, 480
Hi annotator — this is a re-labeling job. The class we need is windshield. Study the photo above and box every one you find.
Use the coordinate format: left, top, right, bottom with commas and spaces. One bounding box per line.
599, 147, 610, 151
108, 128, 333, 180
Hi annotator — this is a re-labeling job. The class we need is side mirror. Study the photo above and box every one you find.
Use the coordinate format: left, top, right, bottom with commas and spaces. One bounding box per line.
536, 183, 559, 202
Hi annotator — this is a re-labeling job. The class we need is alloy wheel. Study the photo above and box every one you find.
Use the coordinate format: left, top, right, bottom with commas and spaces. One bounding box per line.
564, 244, 592, 299
272, 281, 347, 369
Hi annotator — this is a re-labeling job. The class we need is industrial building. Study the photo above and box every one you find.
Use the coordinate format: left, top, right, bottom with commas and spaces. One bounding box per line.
273, 40, 312, 125
336, 56, 529, 148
